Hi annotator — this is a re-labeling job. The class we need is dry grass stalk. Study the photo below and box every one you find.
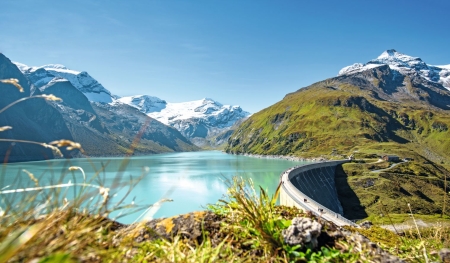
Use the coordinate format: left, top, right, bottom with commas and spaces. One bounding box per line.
0, 83, 156, 261
408, 203, 429, 263
40, 94, 62, 102
0, 78, 23, 92
49, 140, 83, 152
22, 169, 38, 187
0, 126, 12, 132
68, 166, 86, 182
0, 95, 62, 117
0, 182, 108, 195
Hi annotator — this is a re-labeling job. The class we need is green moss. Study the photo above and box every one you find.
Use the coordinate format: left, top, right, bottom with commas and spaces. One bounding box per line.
354, 226, 402, 248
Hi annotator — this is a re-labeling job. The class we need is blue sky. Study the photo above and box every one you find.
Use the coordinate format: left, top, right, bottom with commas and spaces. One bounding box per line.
1, 0, 449, 113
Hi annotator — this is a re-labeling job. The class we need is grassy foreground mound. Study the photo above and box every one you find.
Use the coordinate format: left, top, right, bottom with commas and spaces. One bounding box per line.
1, 178, 449, 263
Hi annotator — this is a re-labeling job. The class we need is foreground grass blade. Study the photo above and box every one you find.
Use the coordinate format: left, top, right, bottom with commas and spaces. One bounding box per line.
0, 223, 43, 263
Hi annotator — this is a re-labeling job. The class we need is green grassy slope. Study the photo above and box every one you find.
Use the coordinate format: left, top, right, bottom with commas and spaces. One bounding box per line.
226, 81, 450, 161
226, 68, 450, 218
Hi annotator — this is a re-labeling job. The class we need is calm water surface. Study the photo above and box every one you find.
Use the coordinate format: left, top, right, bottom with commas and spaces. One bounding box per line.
0, 151, 308, 223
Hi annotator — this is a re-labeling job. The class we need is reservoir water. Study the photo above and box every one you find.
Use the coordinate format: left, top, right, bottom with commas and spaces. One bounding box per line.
0, 151, 308, 223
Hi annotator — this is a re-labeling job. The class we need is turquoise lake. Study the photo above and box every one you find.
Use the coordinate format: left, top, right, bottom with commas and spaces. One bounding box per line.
0, 151, 308, 224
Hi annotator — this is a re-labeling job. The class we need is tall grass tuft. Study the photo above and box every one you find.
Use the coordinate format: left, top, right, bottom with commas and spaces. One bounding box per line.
0, 79, 151, 261
0, 155, 149, 262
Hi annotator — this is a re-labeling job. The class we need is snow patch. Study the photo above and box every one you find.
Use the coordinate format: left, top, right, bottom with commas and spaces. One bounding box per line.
338, 63, 382, 75
48, 77, 69, 83
435, 64, 450, 70
116, 95, 167, 113
84, 92, 114, 103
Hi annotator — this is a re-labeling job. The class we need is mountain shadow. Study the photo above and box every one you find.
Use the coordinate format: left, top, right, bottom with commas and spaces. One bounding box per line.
0, 53, 77, 162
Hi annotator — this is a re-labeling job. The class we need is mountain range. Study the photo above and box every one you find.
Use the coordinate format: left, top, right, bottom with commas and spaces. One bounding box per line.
15, 62, 250, 136
14, 60, 249, 147
0, 53, 249, 162
1, 55, 193, 162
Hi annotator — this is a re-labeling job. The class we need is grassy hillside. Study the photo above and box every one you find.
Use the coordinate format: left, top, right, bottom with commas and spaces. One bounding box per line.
226, 68, 450, 219
227, 81, 450, 162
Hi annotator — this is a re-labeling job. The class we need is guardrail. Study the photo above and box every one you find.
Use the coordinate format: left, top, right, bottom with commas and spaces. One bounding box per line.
280, 160, 357, 227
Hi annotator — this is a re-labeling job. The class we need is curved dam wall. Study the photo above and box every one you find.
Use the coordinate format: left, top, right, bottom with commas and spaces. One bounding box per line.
280, 160, 356, 226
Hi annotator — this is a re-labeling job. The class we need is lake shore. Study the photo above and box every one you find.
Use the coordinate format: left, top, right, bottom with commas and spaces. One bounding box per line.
227, 152, 329, 162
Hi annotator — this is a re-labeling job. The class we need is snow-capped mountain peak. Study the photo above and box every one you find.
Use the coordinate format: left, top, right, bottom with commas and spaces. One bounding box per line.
377, 49, 396, 59
13, 62, 113, 103
116, 96, 250, 140
370, 49, 428, 71
118, 96, 248, 124
338, 50, 450, 91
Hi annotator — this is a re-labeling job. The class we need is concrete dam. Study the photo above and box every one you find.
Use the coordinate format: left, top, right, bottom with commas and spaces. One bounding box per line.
280, 160, 356, 226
